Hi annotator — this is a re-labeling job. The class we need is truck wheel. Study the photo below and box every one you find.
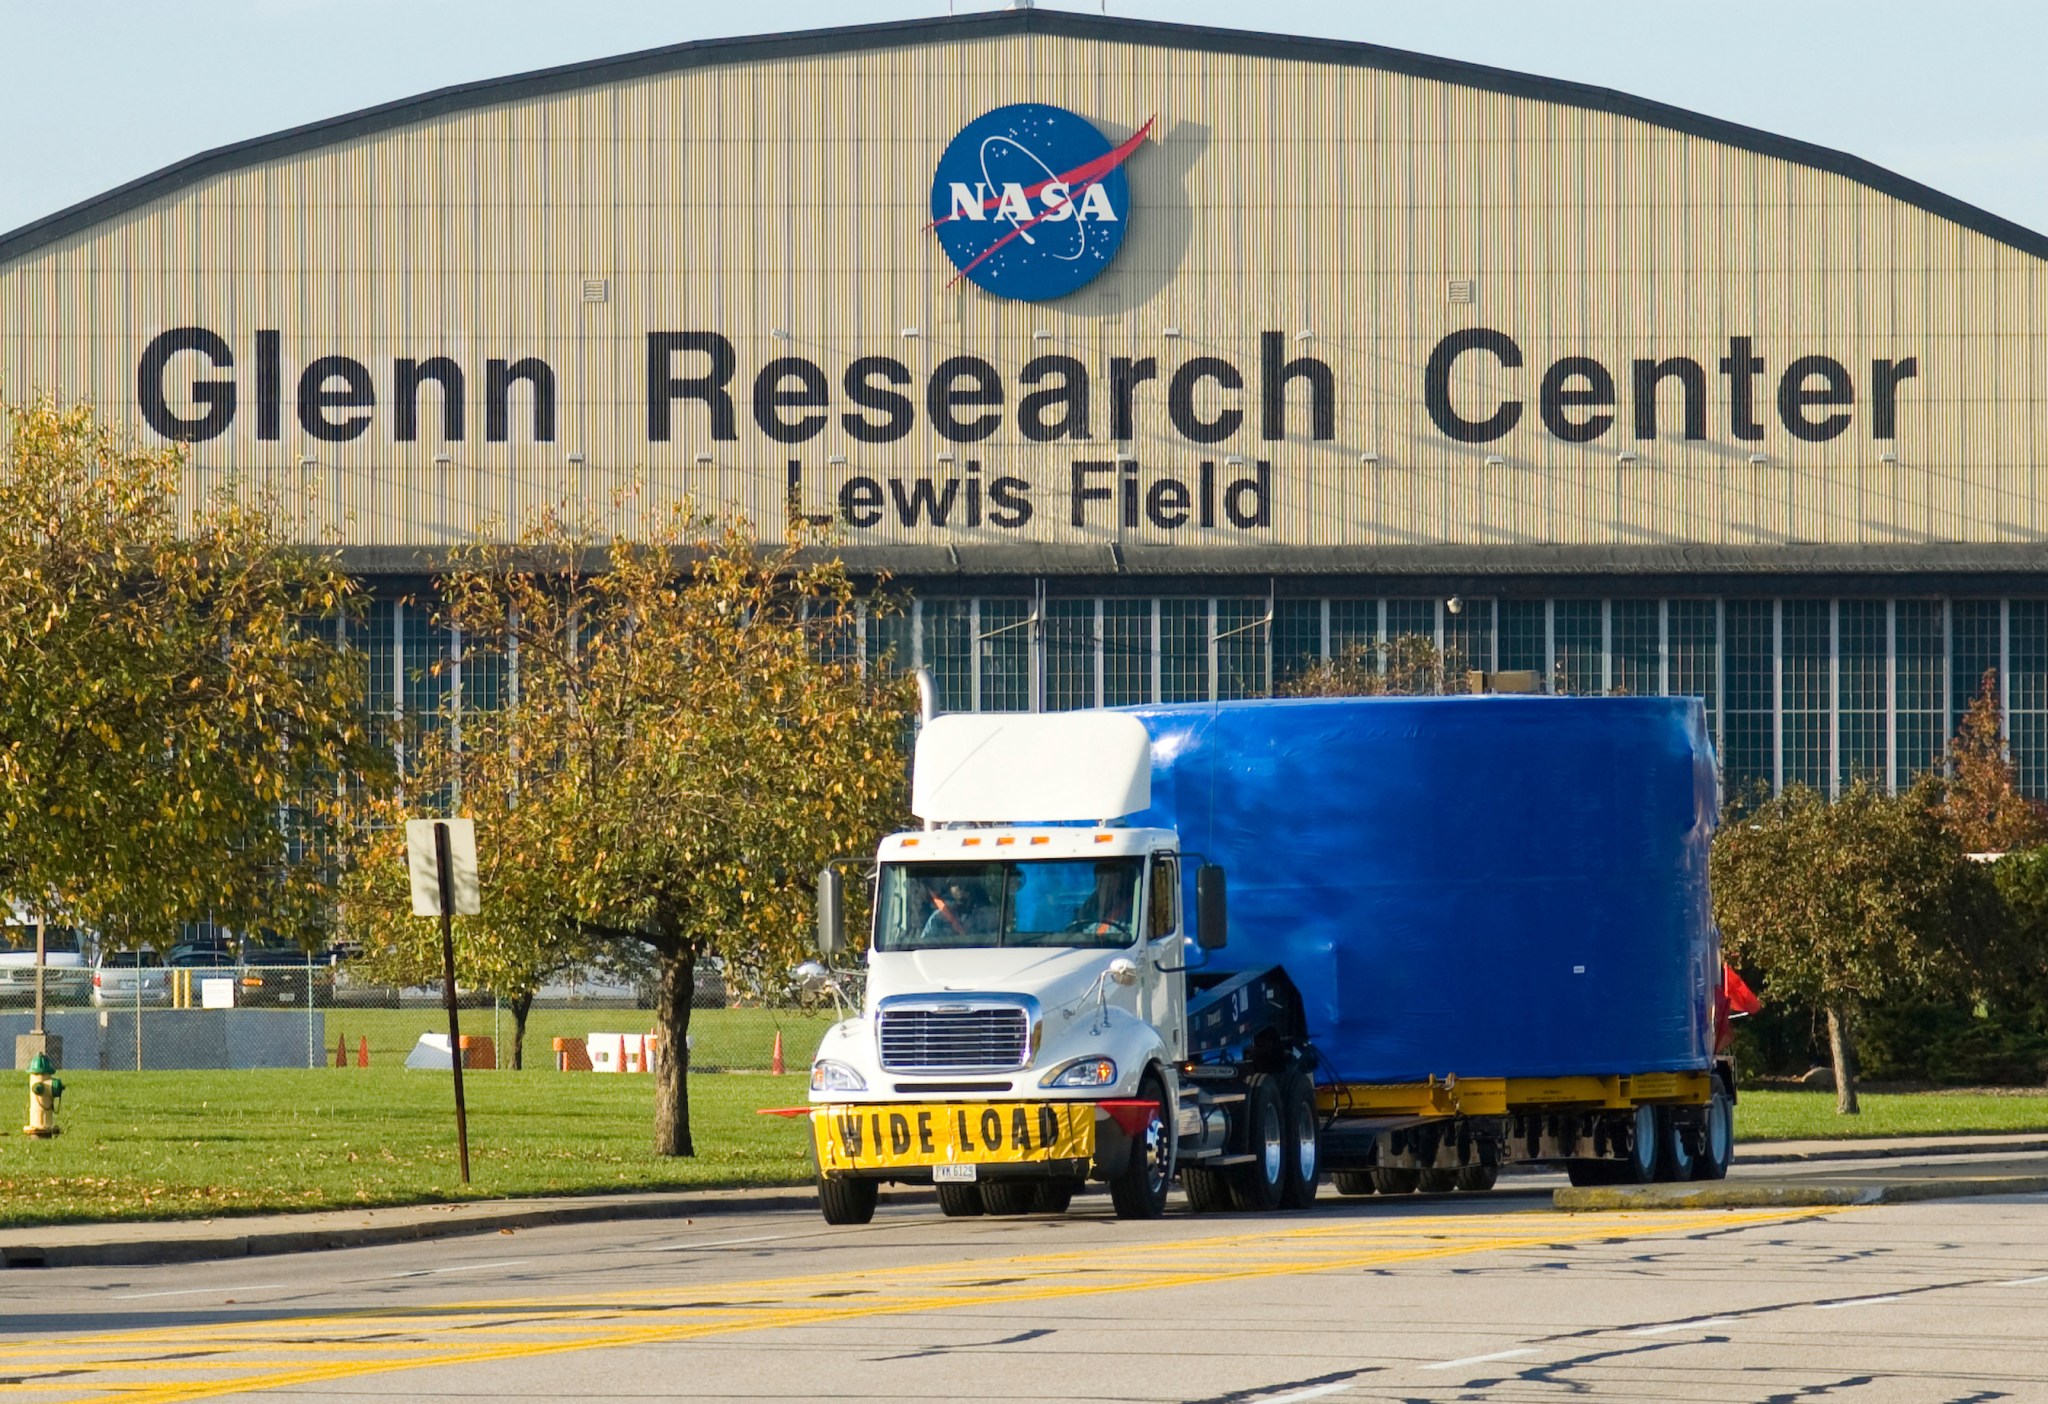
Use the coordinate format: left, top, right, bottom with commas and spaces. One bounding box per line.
1454, 1164, 1499, 1192
1228, 1076, 1287, 1212
1181, 1163, 1235, 1213
1654, 1107, 1696, 1182
935, 1182, 984, 1217
817, 1175, 879, 1226
1109, 1074, 1176, 1219
1691, 1081, 1734, 1181
1370, 1166, 1420, 1194
980, 1180, 1037, 1215
1277, 1070, 1321, 1210
1620, 1105, 1659, 1184
1030, 1180, 1076, 1214
1333, 1171, 1377, 1196
1417, 1168, 1458, 1193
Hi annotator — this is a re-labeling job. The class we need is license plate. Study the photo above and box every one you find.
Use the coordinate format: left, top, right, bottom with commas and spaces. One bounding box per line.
812, 1102, 1095, 1173
932, 1163, 978, 1183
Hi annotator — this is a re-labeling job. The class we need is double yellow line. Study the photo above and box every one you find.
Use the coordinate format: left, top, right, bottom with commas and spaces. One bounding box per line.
6, 1205, 1842, 1403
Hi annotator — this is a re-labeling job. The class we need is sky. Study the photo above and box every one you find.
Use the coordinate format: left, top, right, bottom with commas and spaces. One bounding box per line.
6, 1, 2048, 238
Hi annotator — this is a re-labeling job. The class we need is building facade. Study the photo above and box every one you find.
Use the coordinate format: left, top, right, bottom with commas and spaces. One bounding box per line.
6, 11, 2048, 794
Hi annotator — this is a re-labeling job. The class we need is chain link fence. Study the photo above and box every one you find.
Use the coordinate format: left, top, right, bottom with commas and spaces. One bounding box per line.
3, 960, 840, 1075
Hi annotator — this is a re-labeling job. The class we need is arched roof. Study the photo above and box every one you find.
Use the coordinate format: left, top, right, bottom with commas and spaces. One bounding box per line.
4, 9, 2043, 267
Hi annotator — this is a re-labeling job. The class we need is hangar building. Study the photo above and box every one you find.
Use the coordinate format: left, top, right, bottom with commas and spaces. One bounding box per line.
6, 9, 2048, 795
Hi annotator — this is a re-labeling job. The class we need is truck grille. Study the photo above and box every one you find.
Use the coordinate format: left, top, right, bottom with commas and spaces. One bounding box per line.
877, 1006, 1031, 1074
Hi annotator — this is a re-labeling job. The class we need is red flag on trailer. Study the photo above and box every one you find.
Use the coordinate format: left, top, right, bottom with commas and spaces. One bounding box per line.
1723, 964, 1762, 1017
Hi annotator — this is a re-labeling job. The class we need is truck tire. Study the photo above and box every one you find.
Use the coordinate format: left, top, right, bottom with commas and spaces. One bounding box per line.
1030, 1180, 1076, 1214
1333, 1171, 1377, 1196
1692, 1080, 1734, 1181
1109, 1073, 1176, 1219
1370, 1166, 1420, 1195
1454, 1164, 1499, 1192
980, 1180, 1038, 1215
1416, 1168, 1459, 1193
817, 1175, 878, 1226
1228, 1076, 1287, 1212
1619, 1105, 1659, 1184
935, 1182, 984, 1217
1181, 1163, 1235, 1213
1653, 1106, 1696, 1182
1277, 1070, 1321, 1210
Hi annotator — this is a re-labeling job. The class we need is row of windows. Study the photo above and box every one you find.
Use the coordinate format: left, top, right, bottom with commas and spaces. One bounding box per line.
353, 592, 2048, 799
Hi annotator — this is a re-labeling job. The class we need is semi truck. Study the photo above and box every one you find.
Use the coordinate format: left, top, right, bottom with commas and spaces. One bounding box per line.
801, 693, 1733, 1224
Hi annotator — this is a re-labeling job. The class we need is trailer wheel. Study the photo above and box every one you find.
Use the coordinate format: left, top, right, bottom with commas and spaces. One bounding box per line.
1228, 1076, 1287, 1212
1416, 1168, 1459, 1193
1181, 1163, 1234, 1213
1277, 1070, 1321, 1210
1370, 1166, 1420, 1194
1653, 1107, 1696, 1182
817, 1175, 878, 1226
1030, 1180, 1076, 1214
1333, 1171, 1377, 1196
1691, 1080, 1734, 1181
935, 1182, 984, 1217
1620, 1105, 1659, 1184
1109, 1073, 1176, 1219
1454, 1164, 1499, 1192
980, 1180, 1038, 1215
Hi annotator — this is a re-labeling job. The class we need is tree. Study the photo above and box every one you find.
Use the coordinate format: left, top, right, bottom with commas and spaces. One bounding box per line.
1712, 778, 1975, 1113
0, 399, 383, 951
1278, 635, 1463, 697
374, 505, 911, 1153
1938, 670, 2048, 854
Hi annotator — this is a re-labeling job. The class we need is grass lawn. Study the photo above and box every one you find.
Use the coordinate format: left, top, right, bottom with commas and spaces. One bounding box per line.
1736, 1089, 2048, 1142
0, 1068, 818, 1228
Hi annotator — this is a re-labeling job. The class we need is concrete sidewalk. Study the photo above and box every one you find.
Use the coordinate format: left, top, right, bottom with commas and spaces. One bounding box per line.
5, 1135, 2045, 1268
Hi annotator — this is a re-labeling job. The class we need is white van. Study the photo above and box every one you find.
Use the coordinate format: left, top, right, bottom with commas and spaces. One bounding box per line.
0, 922, 91, 1008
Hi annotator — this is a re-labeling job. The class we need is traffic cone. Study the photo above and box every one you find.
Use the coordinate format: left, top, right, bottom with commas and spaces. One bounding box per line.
335, 1033, 347, 1068
771, 1029, 786, 1076
357, 1036, 370, 1068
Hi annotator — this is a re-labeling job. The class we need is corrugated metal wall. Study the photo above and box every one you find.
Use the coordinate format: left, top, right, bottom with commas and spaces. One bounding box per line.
4, 31, 2044, 554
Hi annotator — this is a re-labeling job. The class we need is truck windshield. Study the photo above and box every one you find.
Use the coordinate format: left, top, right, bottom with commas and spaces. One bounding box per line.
876, 857, 1143, 952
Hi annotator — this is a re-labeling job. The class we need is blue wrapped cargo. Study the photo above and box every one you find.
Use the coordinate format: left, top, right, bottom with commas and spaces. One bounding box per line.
1125, 695, 1719, 1085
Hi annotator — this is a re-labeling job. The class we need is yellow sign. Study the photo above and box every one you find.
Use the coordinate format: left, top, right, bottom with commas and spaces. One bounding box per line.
813, 1102, 1095, 1173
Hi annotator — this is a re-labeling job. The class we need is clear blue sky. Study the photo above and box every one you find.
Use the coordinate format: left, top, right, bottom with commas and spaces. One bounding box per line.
7, 0, 2048, 238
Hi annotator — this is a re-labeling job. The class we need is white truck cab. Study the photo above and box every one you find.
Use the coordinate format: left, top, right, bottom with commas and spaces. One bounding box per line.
803, 709, 1308, 1226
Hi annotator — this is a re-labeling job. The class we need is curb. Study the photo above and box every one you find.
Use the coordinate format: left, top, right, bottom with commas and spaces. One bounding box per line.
0, 1190, 832, 1270
1554, 1173, 2048, 1212
1738, 1138, 2048, 1166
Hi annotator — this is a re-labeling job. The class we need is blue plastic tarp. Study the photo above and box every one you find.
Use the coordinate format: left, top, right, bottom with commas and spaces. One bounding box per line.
1124, 696, 1719, 1083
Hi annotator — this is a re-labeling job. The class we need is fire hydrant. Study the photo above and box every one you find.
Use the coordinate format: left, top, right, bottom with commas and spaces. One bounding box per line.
23, 1053, 61, 1138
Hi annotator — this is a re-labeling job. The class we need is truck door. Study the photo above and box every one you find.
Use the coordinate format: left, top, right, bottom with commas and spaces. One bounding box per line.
1142, 853, 1186, 1059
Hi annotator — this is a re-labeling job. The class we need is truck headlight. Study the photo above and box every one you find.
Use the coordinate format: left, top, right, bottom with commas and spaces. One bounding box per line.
1042, 1057, 1118, 1089
810, 1059, 866, 1093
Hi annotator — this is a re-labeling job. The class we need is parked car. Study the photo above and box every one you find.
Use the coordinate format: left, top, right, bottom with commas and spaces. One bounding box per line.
237, 945, 335, 1007
91, 949, 169, 1008
0, 923, 91, 1007
166, 942, 238, 1004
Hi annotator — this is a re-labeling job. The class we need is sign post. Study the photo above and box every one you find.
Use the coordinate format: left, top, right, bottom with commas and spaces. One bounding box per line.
405, 818, 480, 1185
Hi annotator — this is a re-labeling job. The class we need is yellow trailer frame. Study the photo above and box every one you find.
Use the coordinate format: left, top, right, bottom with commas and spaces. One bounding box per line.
1315, 1070, 1713, 1120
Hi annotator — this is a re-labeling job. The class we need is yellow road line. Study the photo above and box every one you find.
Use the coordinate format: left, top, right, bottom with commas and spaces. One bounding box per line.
9, 1206, 1842, 1404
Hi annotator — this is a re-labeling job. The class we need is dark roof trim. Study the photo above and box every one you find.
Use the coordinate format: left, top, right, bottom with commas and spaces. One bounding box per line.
6, 9, 2045, 267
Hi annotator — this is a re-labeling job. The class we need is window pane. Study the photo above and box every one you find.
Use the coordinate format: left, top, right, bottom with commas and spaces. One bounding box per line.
1444, 597, 1492, 678
1554, 600, 1602, 695
1102, 600, 1152, 706
1952, 600, 2001, 729
1328, 599, 1377, 655
979, 598, 1032, 712
1159, 600, 1208, 703
1498, 600, 1545, 673
1386, 598, 1434, 644
1611, 600, 1659, 697
1780, 601, 1828, 791
1723, 600, 1774, 794
923, 599, 974, 712
865, 605, 914, 675
1044, 600, 1097, 712
1895, 600, 1944, 783
403, 600, 450, 730
1667, 600, 1718, 710
2010, 601, 2048, 798
1273, 600, 1322, 691
1216, 598, 1267, 700
1838, 601, 1886, 788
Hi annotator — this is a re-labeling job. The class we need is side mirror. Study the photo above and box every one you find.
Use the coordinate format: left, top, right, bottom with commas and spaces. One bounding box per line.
816, 868, 845, 958
1195, 864, 1227, 951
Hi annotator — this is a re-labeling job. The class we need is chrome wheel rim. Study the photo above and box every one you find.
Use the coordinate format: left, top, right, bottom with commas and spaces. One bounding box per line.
1296, 1107, 1318, 1184
1261, 1125, 1284, 1184
1144, 1110, 1170, 1194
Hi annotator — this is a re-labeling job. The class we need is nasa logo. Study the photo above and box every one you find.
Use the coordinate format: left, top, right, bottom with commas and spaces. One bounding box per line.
927, 103, 1152, 302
